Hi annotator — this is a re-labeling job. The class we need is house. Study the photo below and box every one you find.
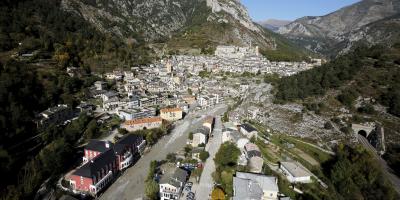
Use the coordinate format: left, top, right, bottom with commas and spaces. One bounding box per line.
122, 117, 163, 132
244, 143, 262, 158
159, 168, 188, 200
280, 161, 312, 183
160, 107, 183, 121
94, 81, 107, 91
192, 126, 211, 147
240, 124, 258, 139
101, 91, 118, 102
70, 149, 118, 195
36, 104, 75, 129
249, 157, 264, 173
202, 116, 214, 133
117, 107, 155, 120
181, 95, 196, 104
83, 140, 114, 163
113, 134, 145, 170
233, 172, 279, 200
191, 147, 205, 160
69, 135, 145, 195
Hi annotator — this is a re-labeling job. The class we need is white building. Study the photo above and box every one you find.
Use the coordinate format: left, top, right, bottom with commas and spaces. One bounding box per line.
233, 172, 279, 200
280, 161, 312, 183
159, 168, 188, 200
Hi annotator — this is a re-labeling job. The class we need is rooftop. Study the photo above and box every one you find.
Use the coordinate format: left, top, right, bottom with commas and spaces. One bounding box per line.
124, 117, 162, 126
160, 107, 183, 113
280, 161, 311, 178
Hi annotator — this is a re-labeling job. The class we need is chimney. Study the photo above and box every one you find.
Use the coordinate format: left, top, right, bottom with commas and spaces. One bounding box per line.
105, 141, 110, 148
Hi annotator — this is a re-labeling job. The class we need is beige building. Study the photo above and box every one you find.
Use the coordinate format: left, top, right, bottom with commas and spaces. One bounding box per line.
160, 107, 183, 121
202, 116, 214, 133
122, 117, 163, 132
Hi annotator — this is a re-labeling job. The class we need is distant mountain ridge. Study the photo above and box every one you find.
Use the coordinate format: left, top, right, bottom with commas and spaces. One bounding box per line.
278, 0, 400, 56
258, 19, 291, 32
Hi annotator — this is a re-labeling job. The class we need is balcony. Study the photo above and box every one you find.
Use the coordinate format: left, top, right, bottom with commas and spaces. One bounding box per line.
120, 152, 133, 170
89, 170, 113, 194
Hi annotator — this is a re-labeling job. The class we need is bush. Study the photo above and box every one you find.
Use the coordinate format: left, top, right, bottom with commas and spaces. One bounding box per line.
324, 122, 334, 130
199, 151, 210, 162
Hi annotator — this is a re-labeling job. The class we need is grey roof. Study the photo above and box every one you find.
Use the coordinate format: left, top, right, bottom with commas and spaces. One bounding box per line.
85, 140, 114, 153
194, 126, 210, 136
73, 149, 116, 178
233, 177, 263, 200
160, 168, 188, 188
235, 172, 279, 196
280, 162, 311, 178
113, 134, 143, 155
173, 168, 188, 182
241, 124, 257, 133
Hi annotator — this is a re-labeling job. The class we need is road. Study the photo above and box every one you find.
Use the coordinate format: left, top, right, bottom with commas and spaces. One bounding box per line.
191, 116, 223, 200
358, 135, 400, 194
99, 104, 227, 200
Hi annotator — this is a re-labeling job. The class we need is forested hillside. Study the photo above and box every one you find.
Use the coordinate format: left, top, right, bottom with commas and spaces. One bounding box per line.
0, 1, 112, 199
0, 0, 151, 69
275, 44, 400, 117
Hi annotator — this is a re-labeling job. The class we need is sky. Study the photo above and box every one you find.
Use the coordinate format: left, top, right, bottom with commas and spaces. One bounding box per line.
240, 0, 361, 21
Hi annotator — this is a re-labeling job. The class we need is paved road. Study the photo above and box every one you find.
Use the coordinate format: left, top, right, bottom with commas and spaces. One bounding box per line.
99, 104, 227, 200
191, 116, 223, 200
358, 135, 400, 194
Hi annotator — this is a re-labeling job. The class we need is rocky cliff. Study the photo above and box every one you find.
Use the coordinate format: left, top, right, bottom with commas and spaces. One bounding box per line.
278, 0, 400, 55
60, 0, 310, 60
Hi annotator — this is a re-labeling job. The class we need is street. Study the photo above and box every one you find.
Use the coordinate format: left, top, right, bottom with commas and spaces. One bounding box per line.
99, 104, 227, 200
191, 116, 223, 200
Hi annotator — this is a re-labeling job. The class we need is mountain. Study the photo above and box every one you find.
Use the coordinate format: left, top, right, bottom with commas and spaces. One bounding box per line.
258, 19, 291, 32
60, 0, 311, 61
278, 0, 400, 56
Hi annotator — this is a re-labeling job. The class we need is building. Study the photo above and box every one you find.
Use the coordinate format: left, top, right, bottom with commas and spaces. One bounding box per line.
192, 126, 211, 147
181, 95, 196, 104
233, 172, 279, 200
94, 81, 107, 91
122, 117, 163, 132
159, 168, 188, 200
70, 149, 118, 195
36, 104, 75, 129
83, 140, 114, 163
113, 134, 146, 170
244, 143, 262, 158
249, 157, 264, 173
280, 161, 312, 183
69, 135, 145, 195
202, 116, 214, 133
117, 107, 155, 120
240, 124, 258, 139
160, 107, 183, 121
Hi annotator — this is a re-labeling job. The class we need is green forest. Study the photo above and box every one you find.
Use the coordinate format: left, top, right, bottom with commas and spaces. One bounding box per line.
275, 44, 400, 117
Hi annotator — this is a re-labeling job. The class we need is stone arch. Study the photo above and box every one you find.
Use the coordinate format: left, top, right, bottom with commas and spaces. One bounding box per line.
358, 130, 367, 137
351, 124, 374, 138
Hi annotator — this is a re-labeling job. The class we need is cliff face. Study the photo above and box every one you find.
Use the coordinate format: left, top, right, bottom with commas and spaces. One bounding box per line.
61, 0, 195, 40
278, 0, 400, 55
60, 0, 277, 48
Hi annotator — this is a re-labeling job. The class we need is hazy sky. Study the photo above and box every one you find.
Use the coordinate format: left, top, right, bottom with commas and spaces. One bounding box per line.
241, 0, 361, 21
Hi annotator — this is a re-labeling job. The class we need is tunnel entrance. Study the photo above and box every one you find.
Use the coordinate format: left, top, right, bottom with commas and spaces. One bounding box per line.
358, 130, 367, 138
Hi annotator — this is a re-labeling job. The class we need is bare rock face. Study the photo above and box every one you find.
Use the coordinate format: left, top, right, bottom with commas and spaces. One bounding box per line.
61, 0, 192, 40
278, 0, 400, 55
60, 0, 277, 50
